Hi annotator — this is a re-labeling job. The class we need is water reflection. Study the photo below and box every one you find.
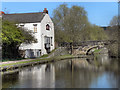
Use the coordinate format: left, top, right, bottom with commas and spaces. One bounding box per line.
0, 72, 2, 89
15, 64, 55, 88
2, 54, 120, 88
2, 72, 19, 88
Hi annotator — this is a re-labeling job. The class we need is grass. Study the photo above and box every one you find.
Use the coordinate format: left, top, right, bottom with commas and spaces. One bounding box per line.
0, 54, 75, 67
1, 58, 47, 67
93, 49, 101, 53
2, 58, 24, 62
2, 48, 58, 62
36, 48, 57, 58
49, 48, 57, 54
40, 54, 49, 58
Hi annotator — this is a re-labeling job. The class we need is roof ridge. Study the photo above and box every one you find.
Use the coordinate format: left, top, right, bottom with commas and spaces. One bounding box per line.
3, 12, 45, 23
5, 12, 43, 15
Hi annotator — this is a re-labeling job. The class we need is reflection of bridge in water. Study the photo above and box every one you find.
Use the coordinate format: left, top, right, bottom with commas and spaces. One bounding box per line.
2, 55, 119, 88
58, 40, 117, 55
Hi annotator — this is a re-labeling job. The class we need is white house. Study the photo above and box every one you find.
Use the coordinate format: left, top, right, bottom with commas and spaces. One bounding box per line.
2, 8, 55, 58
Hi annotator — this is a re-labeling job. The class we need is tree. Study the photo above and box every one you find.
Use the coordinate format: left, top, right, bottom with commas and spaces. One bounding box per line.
0, 17, 2, 45
52, 4, 70, 42
0, 18, 2, 60
53, 4, 107, 43
1, 20, 37, 59
105, 15, 119, 57
110, 16, 118, 26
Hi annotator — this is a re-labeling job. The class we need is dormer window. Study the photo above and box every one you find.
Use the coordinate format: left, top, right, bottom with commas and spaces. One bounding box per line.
46, 24, 50, 30
33, 24, 37, 32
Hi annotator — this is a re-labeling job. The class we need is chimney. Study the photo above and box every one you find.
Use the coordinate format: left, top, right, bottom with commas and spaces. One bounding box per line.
0, 11, 5, 16
43, 8, 48, 14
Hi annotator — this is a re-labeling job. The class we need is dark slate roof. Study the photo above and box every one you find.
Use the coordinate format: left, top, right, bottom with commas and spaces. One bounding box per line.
2, 12, 45, 23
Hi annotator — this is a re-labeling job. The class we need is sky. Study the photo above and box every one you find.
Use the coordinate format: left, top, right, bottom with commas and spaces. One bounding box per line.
1, 2, 118, 26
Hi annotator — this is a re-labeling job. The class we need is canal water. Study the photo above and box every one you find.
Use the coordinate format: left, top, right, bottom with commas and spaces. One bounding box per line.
2, 54, 120, 88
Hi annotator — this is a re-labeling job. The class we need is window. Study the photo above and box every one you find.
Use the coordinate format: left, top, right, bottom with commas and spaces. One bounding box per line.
44, 36, 50, 44
20, 25, 24, 28
33, 24, 37, 32
51, 37, 53, 46
46, 24, 50, 30
34, 26, 37, 32
44, 36, 51, 49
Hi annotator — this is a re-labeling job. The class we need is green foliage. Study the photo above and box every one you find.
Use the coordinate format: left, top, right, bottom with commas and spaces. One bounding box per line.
108, 43, 118, 57
53, 4, 108, 43
1, 20, 36, 59
40, 54, 49, 58
93, 49, 101, 53
0, 17, 2, 45
105, 15, 119, 57
110, 16, 118, 26
2, 20, 37, 45
2, 21, 23, 45
2, 58, 23, 62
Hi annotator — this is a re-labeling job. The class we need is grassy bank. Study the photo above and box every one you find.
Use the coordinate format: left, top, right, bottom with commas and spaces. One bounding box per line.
2, 48, 57, 62
2, 58, 24, 62
0, 54, 77, 71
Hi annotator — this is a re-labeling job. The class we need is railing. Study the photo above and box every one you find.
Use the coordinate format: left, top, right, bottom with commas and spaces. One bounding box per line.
58, 40, 117, 47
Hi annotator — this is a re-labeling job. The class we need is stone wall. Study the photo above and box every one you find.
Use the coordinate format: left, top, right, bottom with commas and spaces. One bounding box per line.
48, 47, 69, 58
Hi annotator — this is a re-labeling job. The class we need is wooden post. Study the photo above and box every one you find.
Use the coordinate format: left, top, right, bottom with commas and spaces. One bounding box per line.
72, 45, 73, 55
70, 42, 73, 55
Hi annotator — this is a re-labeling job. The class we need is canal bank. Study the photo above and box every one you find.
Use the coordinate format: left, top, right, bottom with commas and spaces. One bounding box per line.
0, 47, 116, 73
0, 54, 82, 72
2, 54, 120, 88
0, 47, 91, 72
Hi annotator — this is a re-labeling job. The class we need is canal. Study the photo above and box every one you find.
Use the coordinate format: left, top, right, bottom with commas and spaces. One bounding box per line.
2, 54, 120, 88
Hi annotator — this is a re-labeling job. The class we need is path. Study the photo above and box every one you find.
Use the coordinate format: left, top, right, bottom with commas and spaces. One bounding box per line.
0, 57, 48, 65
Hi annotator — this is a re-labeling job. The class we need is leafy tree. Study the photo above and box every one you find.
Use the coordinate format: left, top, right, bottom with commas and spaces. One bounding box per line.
53, 4, 107, 43
105, 15, 119, 57
1, 20, 37, 59
53, 4, 70, 42
110, 16, 118, 26
0, 18, 1, 44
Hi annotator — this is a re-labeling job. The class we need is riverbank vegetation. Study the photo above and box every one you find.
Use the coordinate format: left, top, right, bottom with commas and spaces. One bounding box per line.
93, 49, 102, 54
1, 20, 37, 60
1, 54, 76, 71
105, 16, 119, 58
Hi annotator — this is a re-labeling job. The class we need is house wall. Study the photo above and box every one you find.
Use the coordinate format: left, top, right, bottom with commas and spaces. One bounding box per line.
19, 14, 54, 58
19, 22, 42, 50
19, 22, 42, 58
40, 14, 55, 55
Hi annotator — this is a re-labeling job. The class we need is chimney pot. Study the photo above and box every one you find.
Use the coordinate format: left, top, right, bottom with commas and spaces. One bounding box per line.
0, 11, 5, 15
43, 8, 48, 14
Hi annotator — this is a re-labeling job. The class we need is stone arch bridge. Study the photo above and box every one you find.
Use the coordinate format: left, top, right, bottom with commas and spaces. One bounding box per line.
58, 40, 117, 55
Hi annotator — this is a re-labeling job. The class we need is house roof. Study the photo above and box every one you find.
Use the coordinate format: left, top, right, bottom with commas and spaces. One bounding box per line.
2, 12, 45, 23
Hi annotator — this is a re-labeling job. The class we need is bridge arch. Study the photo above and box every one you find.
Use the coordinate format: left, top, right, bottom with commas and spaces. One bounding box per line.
86, 45, 99, 55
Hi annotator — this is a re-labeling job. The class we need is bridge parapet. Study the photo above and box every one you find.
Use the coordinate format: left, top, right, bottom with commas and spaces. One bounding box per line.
58, 40, 116, 55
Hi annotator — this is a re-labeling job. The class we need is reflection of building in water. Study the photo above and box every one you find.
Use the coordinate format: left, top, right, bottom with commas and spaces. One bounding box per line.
2, 57, 119, 88
19, 64, 55, 88
0, 73, 1, 89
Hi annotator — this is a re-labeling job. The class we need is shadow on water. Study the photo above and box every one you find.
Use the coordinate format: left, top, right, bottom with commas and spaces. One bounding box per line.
2, 54, 120, 88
